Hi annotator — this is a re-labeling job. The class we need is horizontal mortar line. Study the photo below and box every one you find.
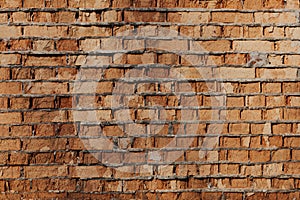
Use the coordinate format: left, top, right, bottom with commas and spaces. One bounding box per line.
0, 92, 298, 98
0, 7, 300, 12
5, 50, 300, 56
0, 77, 297, 83
3, 22, 300, 27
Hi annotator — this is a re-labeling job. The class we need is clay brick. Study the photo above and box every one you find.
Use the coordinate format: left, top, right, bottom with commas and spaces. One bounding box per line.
10, 97, 30, 109
24, 26, 68, 37
0, 68, 10, 80
0, 54, 21, 65
24, 55, 66, 66
191, 40, 231, 52
24, 82, 68, 94
263, 163, 283, 176
9, 152, 29, 165
0, 26, 22, 38
255, 12, 298, 24
250, 150, 270, 162
264, 0, 285, 8
33, 40, 55, 51
0, 139, 20, 150
241, 110, 262, 121
241, 165, 262, 176
0, 167, 20, 178
211, 12, 253, 23
272, 149, 290, 161
284, 108, 300, 120
233, 41, 274, 52
68, 0, 110, 8
10, 39, 32, 51
168, 12, 210, 23
228, 150, 248, 162
257, 68, 297, 79
24, 166, 67, 178
23, 0, 44, 8
69, 166, 112, 178
0, 0, 22, 8
243, 0, 264, 9
45, 0, 68, 8
262, 83, 281, 93
283, 82, 300, 93
57, 40, 78, 51
124, 11, 165, 22
0, 112, 22, 124
0, 97, 8, 109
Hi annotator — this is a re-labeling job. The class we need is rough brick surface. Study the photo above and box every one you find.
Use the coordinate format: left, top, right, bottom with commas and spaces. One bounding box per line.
0, 0, 299, 199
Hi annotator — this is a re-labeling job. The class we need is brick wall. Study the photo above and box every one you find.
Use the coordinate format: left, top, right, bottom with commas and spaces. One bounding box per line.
0, 0, 300, 199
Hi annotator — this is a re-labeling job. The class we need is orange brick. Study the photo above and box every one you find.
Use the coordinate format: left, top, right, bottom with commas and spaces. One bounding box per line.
0, 112, 22, 124
228, 150, 248, 162
57, 40, 78, 51
124, 11, 165, 22
212, 12, 253, 23
249, 150, 270, 162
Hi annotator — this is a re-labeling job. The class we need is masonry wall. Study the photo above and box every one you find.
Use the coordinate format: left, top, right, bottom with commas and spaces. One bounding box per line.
0, 0, 299, 199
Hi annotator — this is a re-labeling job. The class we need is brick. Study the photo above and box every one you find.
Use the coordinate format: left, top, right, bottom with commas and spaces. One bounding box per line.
12, 67, 31, 80
24, 26, 68, 37
202, 25, 222, 37
24, 166, 67, 178
69, 0, 110, 8
0, 97, 8, 109
0, 112, 22, 124
264, 27, 285, 38
266, 96, 286, 107
10, 97, 30, 109
45, 0, 68, 8
9, 152, 29, 165
228, 150, 248, 162
0, 139, 20, 150
168, 12, 210, 23
10, 39, 32, 51
0, 26, 22, 38
57, 40, 78, 51
263, 163, 283, 176
243, 0, 264, 9
241, 165, 262, 176
24, 55, 66, 66
69, 166, 112, 178
233, 41, 274, 52
284, 108, 300, 120
262, 83, 281, 93
10, 125, 32, 136
24, 82, 68, 94
0, 0, 22, 8
272, 149, 290, 161
217, 67, 255, 79
211, 12, 253, 23
23, 0, 44, 8
191, 40, 231, 52
257, 68, 297, 79
255, 12, 298, 24
33, 40, 55, 51
273, 178, 294, 190
223, 26, 243, 38
0, 54, 21, 65
241, 110, 262, 121
0, 167, 20, 178
264, 0, 285, 8
124, 11, 165, 22
249, 150, 270, 162
0, 68, 10, 80
102, 10, 122, 22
